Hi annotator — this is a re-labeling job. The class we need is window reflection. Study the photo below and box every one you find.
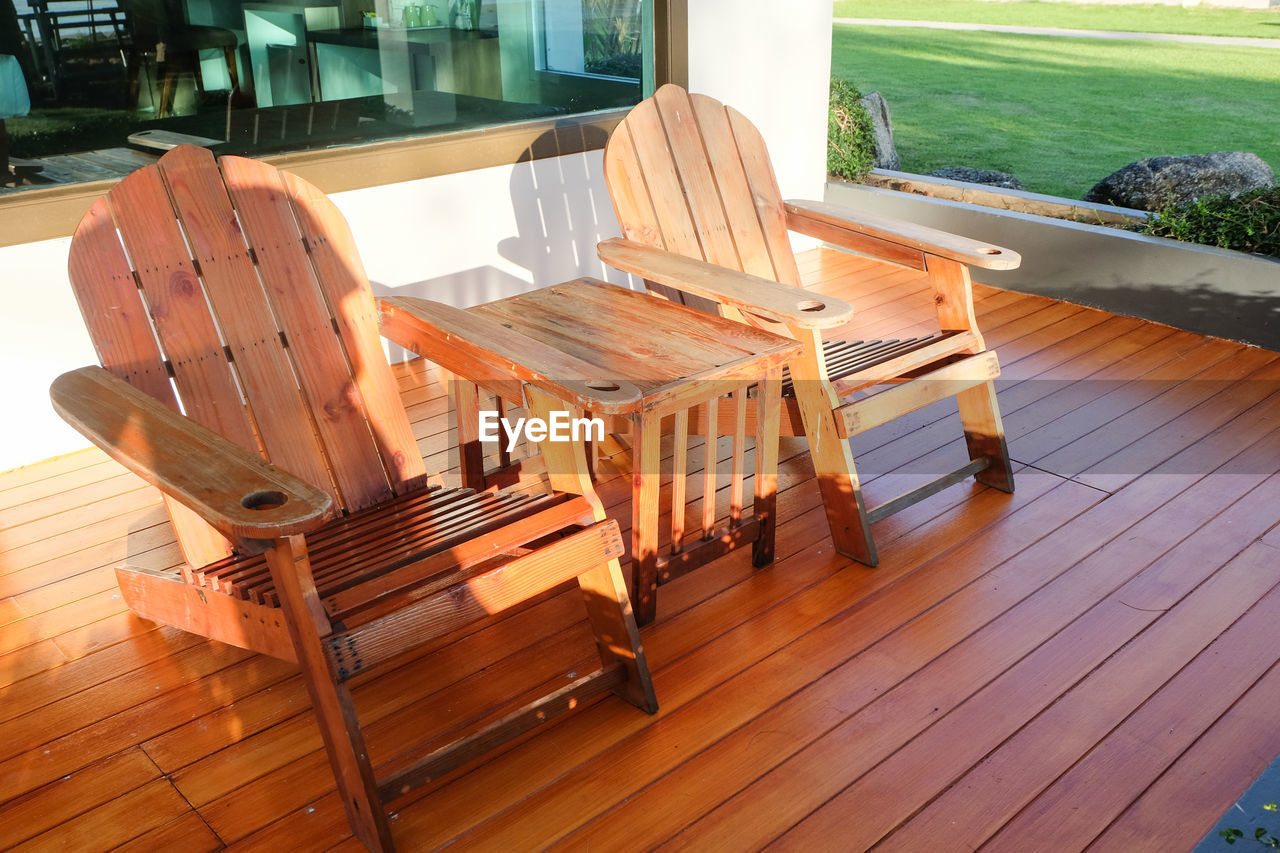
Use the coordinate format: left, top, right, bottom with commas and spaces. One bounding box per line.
0, 0, 649, 193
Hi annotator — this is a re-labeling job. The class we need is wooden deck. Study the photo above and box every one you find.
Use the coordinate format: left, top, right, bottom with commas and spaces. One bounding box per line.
3, 247, 1280, 851
2, 148, 160, 192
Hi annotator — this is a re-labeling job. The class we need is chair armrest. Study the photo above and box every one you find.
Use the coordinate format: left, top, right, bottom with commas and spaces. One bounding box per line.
379, 295, 643, 414
50, 366, 335, 540
785, 199, 1021, 271
597, 238, 853, 329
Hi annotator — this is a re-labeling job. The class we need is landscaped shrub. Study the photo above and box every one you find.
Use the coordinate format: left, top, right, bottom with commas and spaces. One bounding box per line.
1141, 186, 1280, 259
8, 110, 138, 159
827, 79, 875, 182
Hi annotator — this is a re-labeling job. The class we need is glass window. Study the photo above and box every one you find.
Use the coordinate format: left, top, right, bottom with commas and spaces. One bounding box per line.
0, 0, 653, 195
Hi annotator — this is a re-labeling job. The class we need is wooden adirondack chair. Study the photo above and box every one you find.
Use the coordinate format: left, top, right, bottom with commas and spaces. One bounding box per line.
599, 84, 1019, 565
50, 145, 656, 852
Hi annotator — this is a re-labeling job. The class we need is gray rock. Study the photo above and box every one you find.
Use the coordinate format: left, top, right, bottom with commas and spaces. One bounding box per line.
1085, 152, 1275, 210
859, 90, 900, 171
927, 167, 1023, 190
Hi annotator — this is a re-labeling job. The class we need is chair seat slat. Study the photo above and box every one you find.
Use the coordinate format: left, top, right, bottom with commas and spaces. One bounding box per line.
199, 487, 476, 593
780, 333, 956, 397
185, 486, 564, 614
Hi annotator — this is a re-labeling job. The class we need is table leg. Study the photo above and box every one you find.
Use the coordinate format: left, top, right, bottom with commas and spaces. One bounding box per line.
753, 366, 783, 567
452, 379, 486, 490
631, 411, 661, 626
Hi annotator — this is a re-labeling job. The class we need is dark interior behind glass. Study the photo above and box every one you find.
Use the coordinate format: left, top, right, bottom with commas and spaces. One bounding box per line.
0, 0, 648, 193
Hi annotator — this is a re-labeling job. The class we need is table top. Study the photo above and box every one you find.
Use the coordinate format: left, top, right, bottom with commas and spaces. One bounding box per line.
307, 26, 497, 49
468, 277, 803, 414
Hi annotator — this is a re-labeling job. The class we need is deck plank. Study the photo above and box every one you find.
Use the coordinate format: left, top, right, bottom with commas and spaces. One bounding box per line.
8, 777, 193, 852
550, 473, 1102, 851
809, 488, 1280, 852
0, 750, 160, 848
1089, 613, 1280, 852
975, 541, 1280, 851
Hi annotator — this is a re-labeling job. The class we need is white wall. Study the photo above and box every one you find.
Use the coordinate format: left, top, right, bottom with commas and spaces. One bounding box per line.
0, 0, 834, 472
687, 1, 834, 204
2, 237, 100, 470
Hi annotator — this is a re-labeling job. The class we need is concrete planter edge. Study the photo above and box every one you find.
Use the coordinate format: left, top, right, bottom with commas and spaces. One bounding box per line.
825, 177, 1279, 351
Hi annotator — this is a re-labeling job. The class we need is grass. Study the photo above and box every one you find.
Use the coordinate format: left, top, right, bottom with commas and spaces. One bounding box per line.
6, 108, 140, 158
831, 24, 1280, 198
833, 0, 1280, 40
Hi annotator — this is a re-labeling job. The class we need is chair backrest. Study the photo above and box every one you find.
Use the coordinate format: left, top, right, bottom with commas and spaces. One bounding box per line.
67, 145, 426, 566
25, 0, 129, 91
115, 0, 176, 46
602, 84, 805, 314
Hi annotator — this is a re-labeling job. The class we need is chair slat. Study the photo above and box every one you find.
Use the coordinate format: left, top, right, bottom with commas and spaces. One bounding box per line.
67, 197, 232, 568
281, 171, 429, 495
305, 492, 530, 594
67, 199, 173, 404
218, 155, 394, 512
602, 123, 665, 249
688, 94, 781, 282
107, 164, 262, 568
155, 145, 338, 499
652, 85, 740, 271
197, 487, 469, 598
725, 105, 804, 287
616, 96, 703, 259
105, 165, 259, 452
614, 96, 724, 315
234, 491, 528, 600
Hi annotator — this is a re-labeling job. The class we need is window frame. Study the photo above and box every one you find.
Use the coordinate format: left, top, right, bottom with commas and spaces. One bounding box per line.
0, 0, 687, 248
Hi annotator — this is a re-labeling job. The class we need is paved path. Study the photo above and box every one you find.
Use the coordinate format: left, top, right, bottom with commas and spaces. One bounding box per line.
833, 17, 1280, 49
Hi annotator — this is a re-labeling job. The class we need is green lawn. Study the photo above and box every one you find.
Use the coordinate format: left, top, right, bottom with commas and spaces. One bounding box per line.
831, 24, 1280, 198
833, 0, 1280, 39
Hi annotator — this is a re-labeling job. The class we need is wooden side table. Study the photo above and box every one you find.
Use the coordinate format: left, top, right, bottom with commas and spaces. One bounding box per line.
461, 278, 805, 625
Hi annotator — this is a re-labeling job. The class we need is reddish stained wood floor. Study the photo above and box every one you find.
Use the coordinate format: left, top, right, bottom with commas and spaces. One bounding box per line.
3, 248, 1280, 851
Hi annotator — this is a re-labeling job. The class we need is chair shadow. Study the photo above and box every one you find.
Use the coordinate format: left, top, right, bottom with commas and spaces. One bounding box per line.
496, 120, 636, 291
1061, 282, 1280, 352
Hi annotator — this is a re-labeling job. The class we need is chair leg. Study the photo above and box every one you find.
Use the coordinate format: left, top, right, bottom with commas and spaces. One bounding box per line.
158, 64, 178, 117
265, 536, 393, 852
785, 329, 878, 566
299, 672, 393, 852
957, 379, 1015, 493
191, 50, 208, 102
806, 400, 877, 566
223, 45, 240, 91
576, 558, 659, 713
127, 56, 141, 109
